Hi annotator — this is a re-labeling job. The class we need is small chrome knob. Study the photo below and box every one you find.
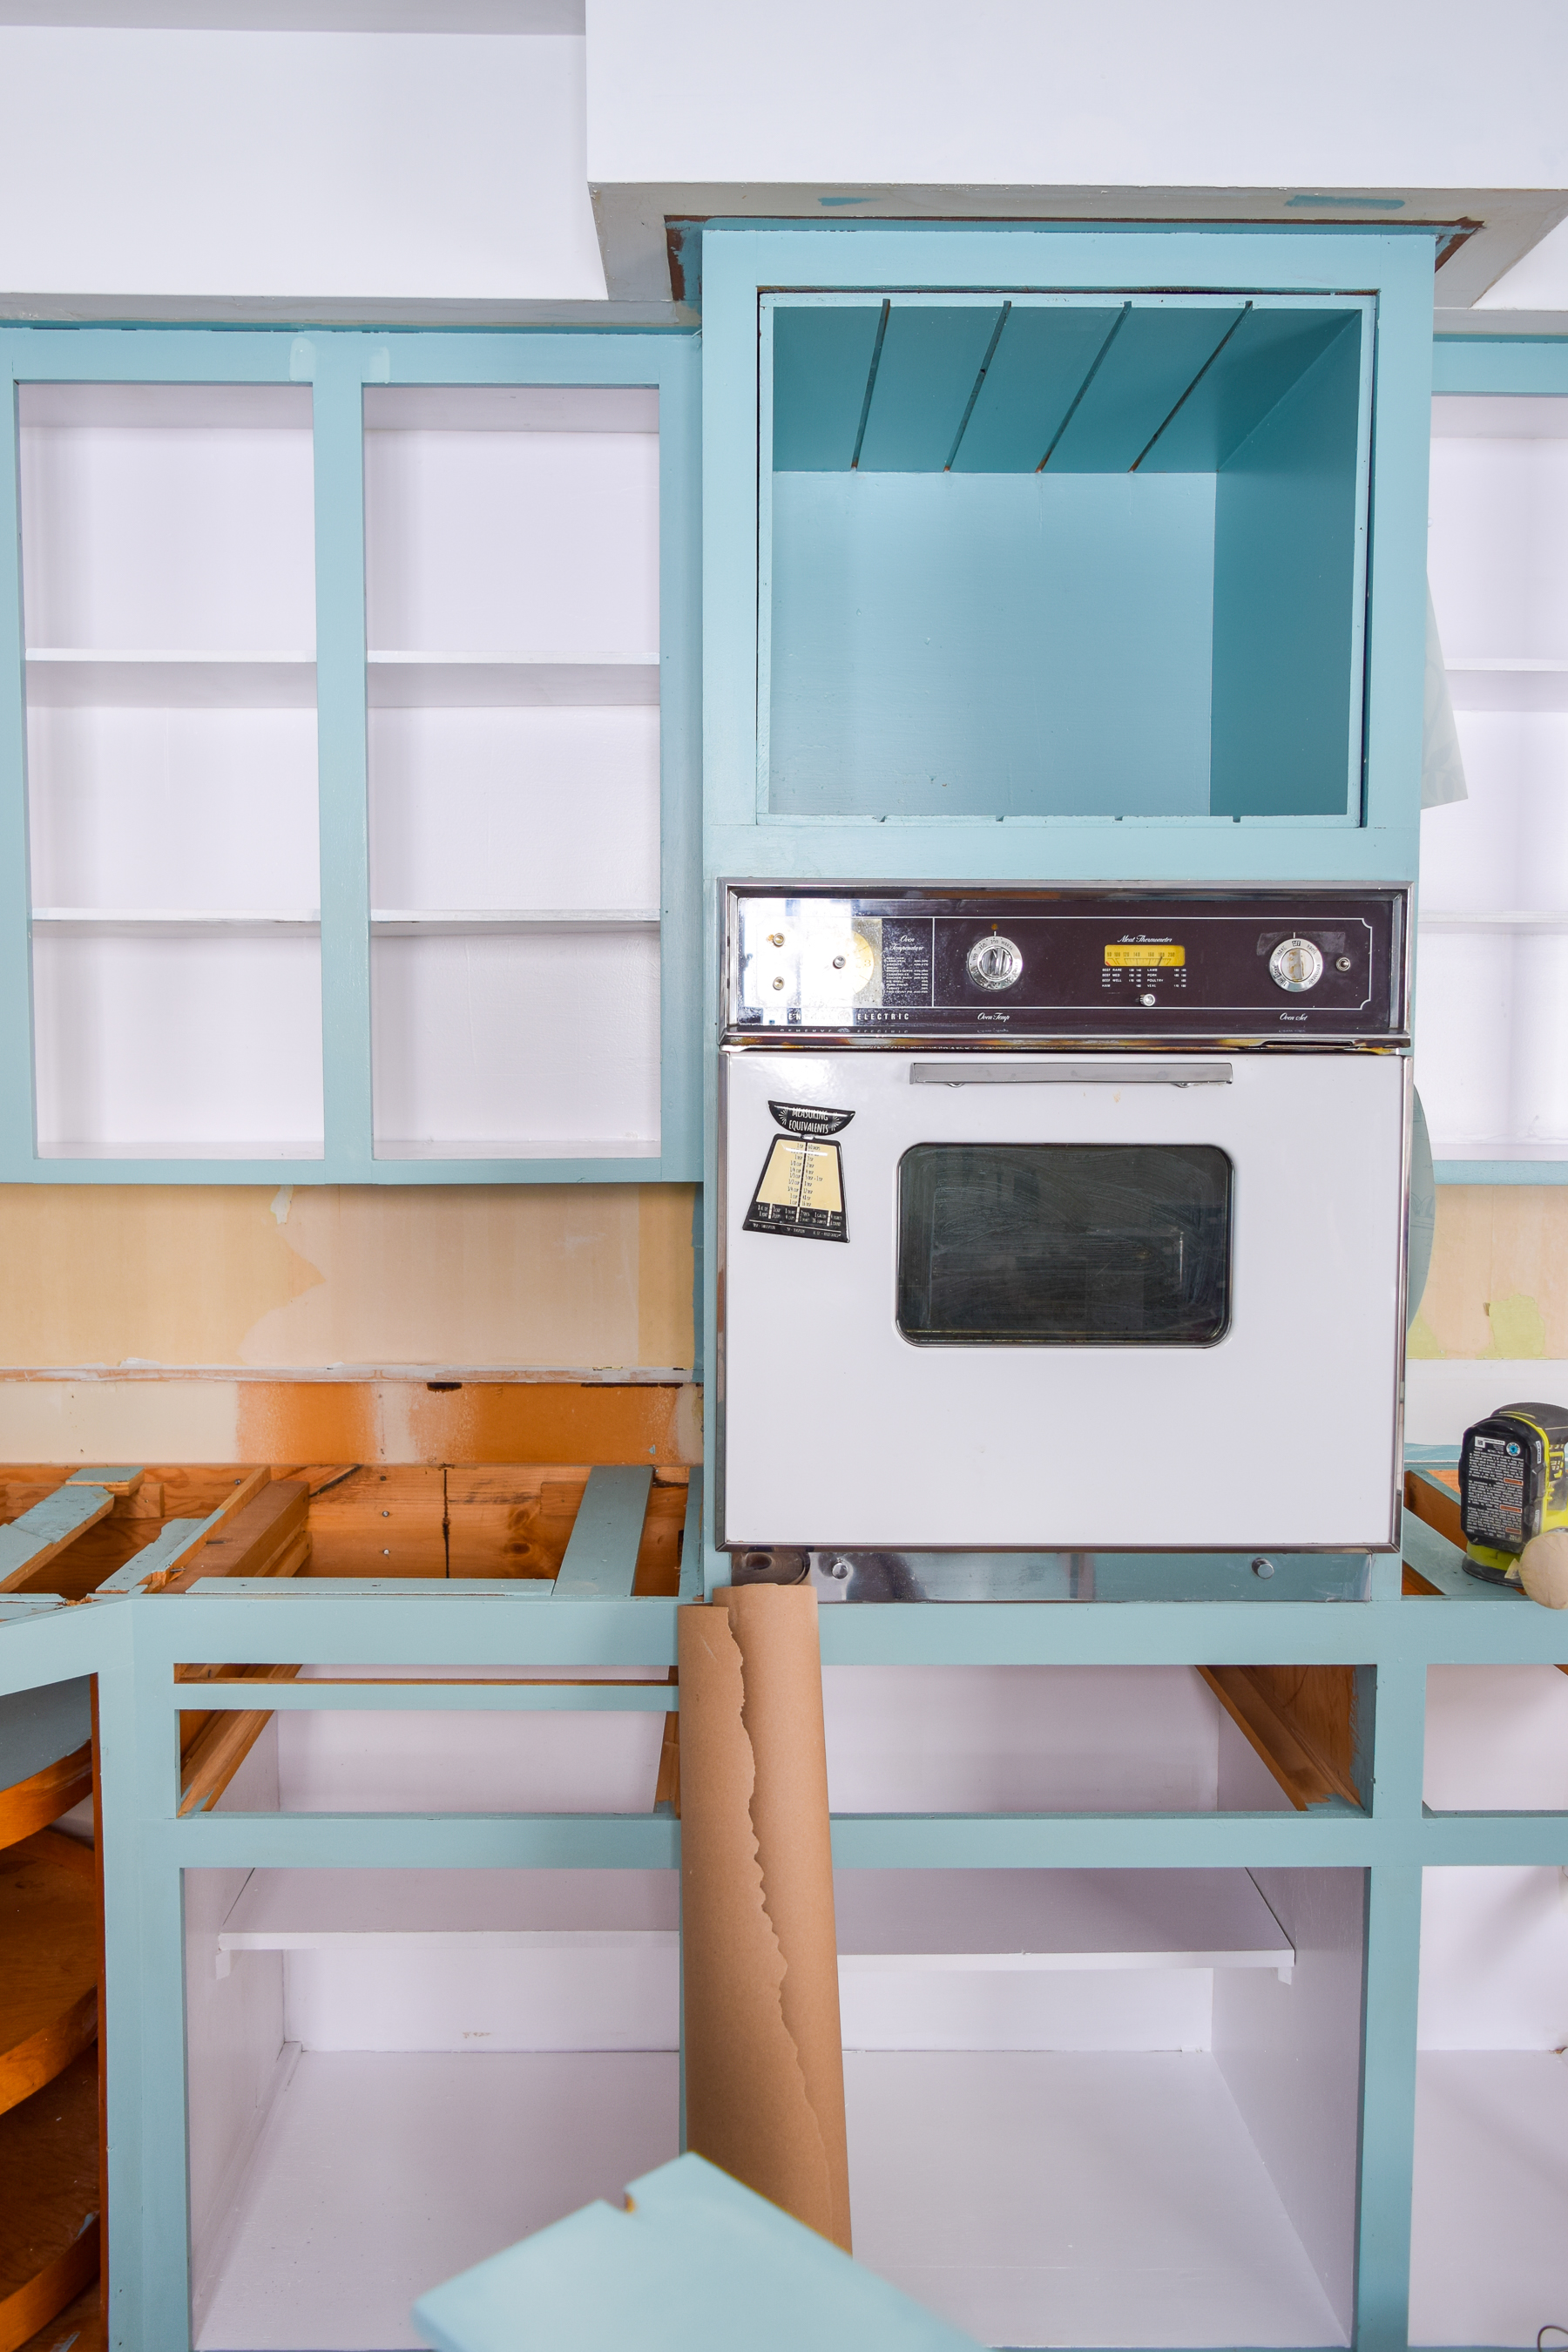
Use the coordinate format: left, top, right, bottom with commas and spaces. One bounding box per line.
967, 935, 1024, 991
1268, 936, 1324, 993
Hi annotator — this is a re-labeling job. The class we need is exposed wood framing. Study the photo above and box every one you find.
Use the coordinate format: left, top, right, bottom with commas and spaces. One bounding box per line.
1198, 1664, 1364, 1811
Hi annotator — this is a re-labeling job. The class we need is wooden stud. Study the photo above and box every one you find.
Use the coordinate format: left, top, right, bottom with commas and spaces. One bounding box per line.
1198, 1665, 1362, 1810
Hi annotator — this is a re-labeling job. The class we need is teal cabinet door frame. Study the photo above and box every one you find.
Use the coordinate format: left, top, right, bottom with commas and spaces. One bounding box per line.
0, 322, 700, 1183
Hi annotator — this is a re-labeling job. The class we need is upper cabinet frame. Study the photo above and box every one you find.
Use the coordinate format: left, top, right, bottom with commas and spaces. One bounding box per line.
701, 224, 1439, 890
0, 324, 700, 1184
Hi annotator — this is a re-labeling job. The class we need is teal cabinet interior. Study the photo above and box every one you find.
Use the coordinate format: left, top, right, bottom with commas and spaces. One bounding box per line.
0, 326, 700, 1181
763, 294, 1372, 822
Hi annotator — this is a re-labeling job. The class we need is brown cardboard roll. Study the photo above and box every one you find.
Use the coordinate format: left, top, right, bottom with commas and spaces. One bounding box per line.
677, 1584, 851, 2251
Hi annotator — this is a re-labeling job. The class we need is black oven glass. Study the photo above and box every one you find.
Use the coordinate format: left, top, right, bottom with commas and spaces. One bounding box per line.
896, 1144, 1233, 1346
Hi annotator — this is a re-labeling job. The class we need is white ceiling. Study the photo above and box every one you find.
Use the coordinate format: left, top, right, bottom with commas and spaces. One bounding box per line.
0, 2, 582, 25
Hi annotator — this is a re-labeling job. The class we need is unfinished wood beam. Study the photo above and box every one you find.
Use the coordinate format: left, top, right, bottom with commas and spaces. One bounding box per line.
0, 1487, 116, 1597
1198, 1665, 1363, 1811
178, 1666, 301, 1816
165, 1481, 310, 1594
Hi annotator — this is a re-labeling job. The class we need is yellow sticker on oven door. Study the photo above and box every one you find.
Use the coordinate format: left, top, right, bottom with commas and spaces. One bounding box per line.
743, 1135, 848, 1242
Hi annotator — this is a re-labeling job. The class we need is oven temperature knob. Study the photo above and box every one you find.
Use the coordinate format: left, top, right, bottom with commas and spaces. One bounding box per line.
967, 935, 1024, 991
1268, 936, 1325, 993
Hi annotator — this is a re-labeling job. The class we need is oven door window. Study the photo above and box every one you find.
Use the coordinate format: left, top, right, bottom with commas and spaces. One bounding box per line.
896, 1144, 1233, 1346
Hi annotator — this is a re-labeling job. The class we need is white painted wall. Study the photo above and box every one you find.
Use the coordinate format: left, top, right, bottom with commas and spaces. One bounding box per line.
0, 28, 603, 297
585, 0, 1568, 196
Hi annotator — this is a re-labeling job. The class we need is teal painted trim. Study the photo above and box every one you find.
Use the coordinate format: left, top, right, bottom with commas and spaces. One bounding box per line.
1418, 1814, 1568, 1862
163, 1812, 681, 1868
1433, 1159, 1568, 1184
0, 1477, 112, 1580
0, 346, 37, 1171
679, 1472, 704, 1602
138, 1588, 679, 1666
312, 341, 375, 1172
1431, 337, 1568, 395
174, 1680, 678, 1712
552, 1466, 654, 1598
1355, 1865, 1423, 2352
829, 1813, 1374, 1868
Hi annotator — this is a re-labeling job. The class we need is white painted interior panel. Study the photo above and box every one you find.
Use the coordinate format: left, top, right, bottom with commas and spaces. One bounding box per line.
32, 931, 324, 1153
1409, 2053, 1568, 2347
18, 388, 315, 652
362, 405, 658, 659
367, 705, 658, 912
1212, 1868, 1365, 2341
845, 2051, 1346, 2349
369, 928, 660, 1154
1417, 1866, 1568, 2051
1424, 1666, 1568, 1809
28, 704, 320, 913
273, 1706, 666, 1814
193, 2050, 677, 2352
823, 1665, 1224, 1815
1428, 422, 1568, 664
1421, 400, 1568, 1162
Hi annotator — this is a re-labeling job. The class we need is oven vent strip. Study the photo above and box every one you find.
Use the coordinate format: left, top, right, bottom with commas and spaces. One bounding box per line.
909, 1060, 1233, 1086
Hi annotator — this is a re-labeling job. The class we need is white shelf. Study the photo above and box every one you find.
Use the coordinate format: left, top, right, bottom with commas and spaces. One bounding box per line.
373, 1137, 661, 1162
1420, 909, 1568, 934
369, 909, 657, 936
217, 1865, 1292, 1977
34, 909, 320, 937
1445, 658, 1568, 713
366, 652, 659, 709
25, 651, 316, 708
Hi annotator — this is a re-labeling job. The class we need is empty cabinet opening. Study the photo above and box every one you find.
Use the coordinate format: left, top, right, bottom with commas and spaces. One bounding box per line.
1418, 393, 1568, 1163
183, 1864, 679, 2351
361, 384, 662, 1159
1423, 1664, 1568, 1810
841, 1865, 1363, 2348
178, 1665, 678, 1818
1411, 1866, 1568, 2344
762, 294, 1370, 822
17, 382, 322, 1158
823, 1664, 1369, 1815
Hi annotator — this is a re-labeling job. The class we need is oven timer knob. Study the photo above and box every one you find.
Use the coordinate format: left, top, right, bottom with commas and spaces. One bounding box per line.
967, 935, 1024, 991
1268, 936, 1325, 993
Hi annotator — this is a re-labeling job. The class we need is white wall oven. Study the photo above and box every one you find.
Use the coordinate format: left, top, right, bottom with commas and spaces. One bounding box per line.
719, 886, 1410, 1561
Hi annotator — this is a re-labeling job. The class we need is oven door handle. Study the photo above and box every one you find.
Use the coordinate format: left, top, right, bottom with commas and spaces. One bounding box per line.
909, 1060, 1233, 1087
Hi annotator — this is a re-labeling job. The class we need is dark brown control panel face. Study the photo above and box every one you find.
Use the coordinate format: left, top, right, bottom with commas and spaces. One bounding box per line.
727, 889, 1409, 1040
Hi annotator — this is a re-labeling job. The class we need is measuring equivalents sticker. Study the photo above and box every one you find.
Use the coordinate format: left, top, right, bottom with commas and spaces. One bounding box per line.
743, 1103, 853, 1241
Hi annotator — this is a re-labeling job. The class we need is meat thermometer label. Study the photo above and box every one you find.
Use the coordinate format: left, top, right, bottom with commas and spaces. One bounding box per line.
743, 1135, 848, 1242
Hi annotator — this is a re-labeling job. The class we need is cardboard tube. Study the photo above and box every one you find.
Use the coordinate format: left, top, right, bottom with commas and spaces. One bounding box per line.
678, 1584, 852, 2251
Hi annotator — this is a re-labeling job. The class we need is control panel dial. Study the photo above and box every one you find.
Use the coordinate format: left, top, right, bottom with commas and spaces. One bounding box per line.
1268, 936, 1325, 994
967, 935, 1024, 991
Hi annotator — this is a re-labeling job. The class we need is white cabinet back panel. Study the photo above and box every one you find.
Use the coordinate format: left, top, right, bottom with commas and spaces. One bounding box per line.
822, 1665, 1223, 1815
370, 929, 660, 1156
18, 386, 315, 652
1429, 422, 1568, 664
363, 407, 658, 659
274, 1706, 666, 1814
368, 706, 658, 913
33, 932, 324, 1154
27, 704, 320, 912
1424, 1666, 1568, 1811
1409, 2053, 1568, 2348
1417, 1866, 1568, 2051
1423, 399, 1568, 1164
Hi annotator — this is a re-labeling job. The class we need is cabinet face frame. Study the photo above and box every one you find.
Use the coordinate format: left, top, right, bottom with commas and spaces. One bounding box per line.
701, 224, 1437, 895
1426, 333, 1568, 1187
0, 325, 700, 1184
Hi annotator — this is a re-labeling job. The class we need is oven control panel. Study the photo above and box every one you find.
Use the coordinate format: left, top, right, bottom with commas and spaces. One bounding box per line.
726, 888, 1409, 1041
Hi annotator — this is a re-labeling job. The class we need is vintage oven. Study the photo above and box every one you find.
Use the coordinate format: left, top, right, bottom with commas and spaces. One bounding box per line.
719, 885, 1411, 1558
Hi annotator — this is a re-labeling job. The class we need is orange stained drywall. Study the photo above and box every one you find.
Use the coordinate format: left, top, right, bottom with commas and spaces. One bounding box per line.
0, 1183, 696, 1371
1411, 1186, 1568, 1362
